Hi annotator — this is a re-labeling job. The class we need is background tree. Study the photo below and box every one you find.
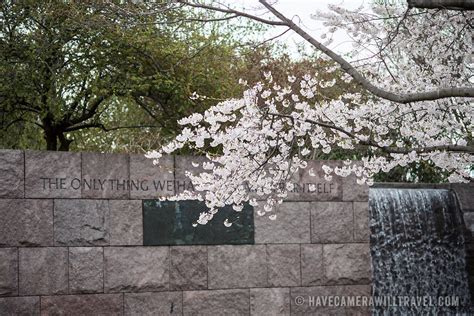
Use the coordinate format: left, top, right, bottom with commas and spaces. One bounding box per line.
0, 0, 264, 151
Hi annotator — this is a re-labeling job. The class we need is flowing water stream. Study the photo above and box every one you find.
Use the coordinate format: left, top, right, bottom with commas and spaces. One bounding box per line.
369, 188, 471, 315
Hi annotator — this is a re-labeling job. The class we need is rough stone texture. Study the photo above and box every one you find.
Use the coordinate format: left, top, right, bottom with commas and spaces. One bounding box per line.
174, 155, 210, 194
342, 173, 369, 202
0, 296, 40, 316
19, 247, 68, 295
0, 150, 24, 198
255, 202, 311, 244
104, 247, 169, 293
301, 244, 324, 286
54, 199, 109, 246
323, 244, 371, 285
130, 154, 175, 198
208, 245, 267, 289
1, 153, 382, 314
0, 199, 53, 247
170, 246, 207, 290
0, 249, 18, 296
267, 245, 301, 287
69, 247, 104, 294
183, 289, 249, 316
354, 202, 370, 242
250, 288, 290, 316
311, 202, 353, 243
82, 152, 129, 199
25, 151, 81, 198
109, 200, 142, 246
290, 285, 372, 315
452, 183, 474, 212
296, 160, 343, 201
125, 291, 182, 315
41, 294, 123, 316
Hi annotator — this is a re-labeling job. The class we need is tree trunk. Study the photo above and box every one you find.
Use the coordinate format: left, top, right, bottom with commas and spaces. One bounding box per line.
43, 119, 72, 151
44, 130, 58, 151
58, 132, 72, 151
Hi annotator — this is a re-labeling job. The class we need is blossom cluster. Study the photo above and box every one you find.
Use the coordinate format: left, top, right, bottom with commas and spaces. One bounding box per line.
146, 5, 473, 225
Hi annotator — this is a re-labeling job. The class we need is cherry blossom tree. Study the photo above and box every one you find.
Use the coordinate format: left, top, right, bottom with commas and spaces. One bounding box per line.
146, 1, 473, 224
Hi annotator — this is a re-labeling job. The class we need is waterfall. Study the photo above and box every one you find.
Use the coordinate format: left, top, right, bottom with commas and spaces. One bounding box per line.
369, 188, 471, 315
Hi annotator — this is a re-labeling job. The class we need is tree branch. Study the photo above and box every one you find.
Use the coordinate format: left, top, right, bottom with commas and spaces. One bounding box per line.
69, 94, 110, 126
178, 1, 474, 103
177, 0, 287, 26
267, 112, 474, 155
257, 0, 474, 103
64, 123, 161, 132
407, 0, 474, 10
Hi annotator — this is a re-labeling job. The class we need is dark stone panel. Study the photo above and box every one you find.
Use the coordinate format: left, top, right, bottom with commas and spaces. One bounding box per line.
143, 200, 254, 246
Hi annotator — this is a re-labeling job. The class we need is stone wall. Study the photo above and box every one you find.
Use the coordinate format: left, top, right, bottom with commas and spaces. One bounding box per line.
0, 150, 372, 315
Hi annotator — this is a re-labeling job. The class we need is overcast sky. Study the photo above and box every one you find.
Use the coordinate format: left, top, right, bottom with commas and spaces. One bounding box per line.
222, 0, 373, 57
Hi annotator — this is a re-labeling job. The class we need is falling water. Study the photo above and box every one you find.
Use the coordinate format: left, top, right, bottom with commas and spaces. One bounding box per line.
369, 188, 471, 315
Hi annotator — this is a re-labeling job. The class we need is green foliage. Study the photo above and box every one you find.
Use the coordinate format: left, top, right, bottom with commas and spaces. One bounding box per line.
0, 0, 261, 152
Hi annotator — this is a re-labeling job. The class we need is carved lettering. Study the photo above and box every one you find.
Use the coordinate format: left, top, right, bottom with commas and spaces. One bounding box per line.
153, 180, 166, 191
37, 177, 334, 195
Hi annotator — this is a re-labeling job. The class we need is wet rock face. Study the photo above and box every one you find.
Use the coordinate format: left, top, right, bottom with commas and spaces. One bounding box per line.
369, 188, 471, 314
